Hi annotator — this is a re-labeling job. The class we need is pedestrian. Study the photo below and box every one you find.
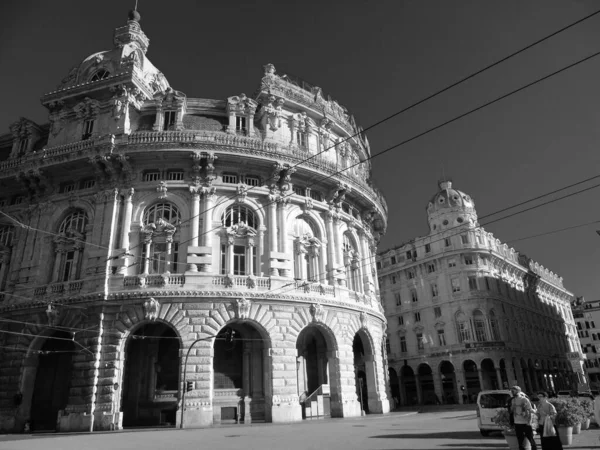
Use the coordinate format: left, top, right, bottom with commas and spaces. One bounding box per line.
535, 391, 562, 450
509, 385, 537, 450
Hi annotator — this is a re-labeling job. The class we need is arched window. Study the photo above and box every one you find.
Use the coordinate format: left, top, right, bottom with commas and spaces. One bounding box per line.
343, 233, 361, 292
53, 210, 88, 283
219, 204, 258, 276
221, 204, 256, 229
455, 312, 471, 343
90, 70, 110, 82
59, 210, 87, 234
489, 310, 501, 341
293, 216, 321, 282
140, 203, 181, 275
473, 310, 488, 342
143, 203, 181, 226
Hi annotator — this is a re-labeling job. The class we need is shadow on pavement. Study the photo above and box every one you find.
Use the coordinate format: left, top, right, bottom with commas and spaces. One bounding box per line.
370, 431, 496, 440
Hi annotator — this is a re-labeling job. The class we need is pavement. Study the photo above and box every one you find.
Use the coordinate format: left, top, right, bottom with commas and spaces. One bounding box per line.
0, 409, 598, 450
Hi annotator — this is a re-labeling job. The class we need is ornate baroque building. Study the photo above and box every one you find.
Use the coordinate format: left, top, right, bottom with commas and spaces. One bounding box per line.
378, 181, 586, 406
0, 11, 389, 432
572, 298, 600, 391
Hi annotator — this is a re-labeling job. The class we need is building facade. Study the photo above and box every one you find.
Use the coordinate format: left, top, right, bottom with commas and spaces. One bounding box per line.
378, 181, 586, 406
0, 11, 390, 433
572, 299, 600, 391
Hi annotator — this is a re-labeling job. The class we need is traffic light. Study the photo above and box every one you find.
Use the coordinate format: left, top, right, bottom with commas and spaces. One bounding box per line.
186, 381, 194, 392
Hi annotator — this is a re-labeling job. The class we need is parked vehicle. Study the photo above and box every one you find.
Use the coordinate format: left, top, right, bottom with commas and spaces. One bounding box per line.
476, 390, 512, 436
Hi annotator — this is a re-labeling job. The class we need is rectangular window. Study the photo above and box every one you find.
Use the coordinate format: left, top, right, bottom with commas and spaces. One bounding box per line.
167, 171, 184, 181
82, 119, 94, 140
222, 173, 238, 184
485, 277, 491, 290
391, 256, 396, 265
309, 190, 323, 201
461, 234, 469, 245
163, 111, 176, 130
61, 250, 76, 282
293, 185, 306, 196
236, 115, 247, 132
411, 289, 418, 302
296, 131, 308, 147
81, 179, 96, 190
406, 251, 412, 260
408, 271, 415, 279
468, 276, 478, 291
376, 261, 382, 270
392, 275, 397, 284
245, 176, 260, 187
143, 171, 161, 182
464, 255, 473, 265
233, 245, 246, 275
61, 183, 76, 193
458, 322, 471, 342
385, 338, 391, 355
394, 292, 401, 306
451, 278, 461, 293
414, 312, 421, 322
445, 238, 451, 247
586, 321, 590, 329
11, 196, 24, 205
427, 263, 435, 273
416, 333, 424, 350
474, 319, 487, 342
400, 336, 407, 353
438, 329, 446, 346
431, 283, 439, 298
434, 306, 441, 318
425, 243, 431, 253
18, 139, 28, 155
448, 259, 456, 268
398, 315, 404, 326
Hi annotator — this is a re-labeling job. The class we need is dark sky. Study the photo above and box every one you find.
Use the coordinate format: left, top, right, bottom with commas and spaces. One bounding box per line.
1, 0, 599, 300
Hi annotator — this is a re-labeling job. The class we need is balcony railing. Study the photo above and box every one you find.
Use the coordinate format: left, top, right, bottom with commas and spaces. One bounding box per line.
293, 280, 335, 296
123, 274, 186, 287
33, 280, 84, 297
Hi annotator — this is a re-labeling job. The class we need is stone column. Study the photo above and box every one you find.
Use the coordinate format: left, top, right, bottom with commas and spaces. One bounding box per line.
514, 360, 525, 388
478, 369, 485, 391
277, 200, 291, 277
227, 110, 236, 133
433, 371, 444, 405
325, 212, 336, 285
243, 349, 252, 424
200, 191, 215, 273
143, 241, 151, 274
455, 369, 467, 404
359, 230, 373, 293
268, 201, 278, 275
52, 250, 64, 282
118, 188, 134, 275
333, 217, 344, 281
227, 238, 234, 275
246, 240, 254, 276
415, 374, 423, 405
187, 187, 200, 272
165, 240, 172, 274
496, 368, 503, 390
258, 227, 265, 276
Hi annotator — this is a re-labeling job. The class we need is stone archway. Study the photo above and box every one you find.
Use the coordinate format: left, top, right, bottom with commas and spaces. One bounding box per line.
27, 330, 75, 432
296, 325, 339, 419
400, 365, 417, 406
480, 358, 497, 390
439, 361, 457, 404
212, 321, 269, 425
418, 364, 436, 405
463, 360, 480, 404
121, 322, 180, 428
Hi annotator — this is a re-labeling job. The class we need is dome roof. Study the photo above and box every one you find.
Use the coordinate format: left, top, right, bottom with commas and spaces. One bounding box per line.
426, 181, 478, 232
428, 180, 475, 212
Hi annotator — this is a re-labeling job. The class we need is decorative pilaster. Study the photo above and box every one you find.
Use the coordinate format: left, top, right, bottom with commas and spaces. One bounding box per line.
117, 188, 134, 275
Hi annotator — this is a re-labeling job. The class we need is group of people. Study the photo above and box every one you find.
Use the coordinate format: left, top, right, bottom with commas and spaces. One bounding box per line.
507, 385, 600, 450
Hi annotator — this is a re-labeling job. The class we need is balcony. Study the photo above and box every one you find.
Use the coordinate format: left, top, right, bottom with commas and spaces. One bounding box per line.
33, 280, 84, 297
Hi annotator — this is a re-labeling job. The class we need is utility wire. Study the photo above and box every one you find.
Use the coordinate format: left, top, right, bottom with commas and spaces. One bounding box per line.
112, 9, 600, 261
505, 219, 600, 244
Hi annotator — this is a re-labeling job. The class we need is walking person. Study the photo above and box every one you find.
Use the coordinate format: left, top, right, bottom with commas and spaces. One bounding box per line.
510, 386, 537, 450
536, 391, 562, 450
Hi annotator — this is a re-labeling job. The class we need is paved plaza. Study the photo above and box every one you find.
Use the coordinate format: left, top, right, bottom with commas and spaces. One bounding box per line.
1, 410, 599, 450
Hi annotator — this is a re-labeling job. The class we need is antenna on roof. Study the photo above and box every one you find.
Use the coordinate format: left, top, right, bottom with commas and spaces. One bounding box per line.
134, 0, 139, 11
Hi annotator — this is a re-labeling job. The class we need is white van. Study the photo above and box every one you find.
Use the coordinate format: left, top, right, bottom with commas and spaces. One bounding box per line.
476, 390, 512, 436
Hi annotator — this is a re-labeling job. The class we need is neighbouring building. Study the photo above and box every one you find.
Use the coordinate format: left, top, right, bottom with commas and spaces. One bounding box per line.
378, 180, 586, 406
0, 10, 390, 432
572, 298, 600, 391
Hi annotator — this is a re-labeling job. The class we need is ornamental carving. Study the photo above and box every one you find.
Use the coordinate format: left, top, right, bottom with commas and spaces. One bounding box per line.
46, 303, 60, 327
73, 98, 101, 120
236, 184, 248, 203
260, 95, 285, 131
234, 297, 251, 320
143, 297, 160, 321
227, 94, 257, 116
141, 218, 177, 243
310, 303, 324, 322
157, 181, 168, 199
360, 311, 367, 327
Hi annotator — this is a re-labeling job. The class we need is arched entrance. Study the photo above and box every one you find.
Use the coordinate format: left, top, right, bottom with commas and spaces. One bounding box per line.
439, 361, 457, 404
463, 360, 480, 403
480, 359, 497, 390
29, 331, 75, 432
400, 365, 417, 406
121, 322, 180, 427
499, 359, 509, 389
353, 332, 377, 414
212, 322, 268, 424
296, 326, 336, 418
418, 364, 436, 404
388, 368, 400, 409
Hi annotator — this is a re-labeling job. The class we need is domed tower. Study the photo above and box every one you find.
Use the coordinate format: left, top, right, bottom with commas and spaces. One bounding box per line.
0, 11, 389, 433
426, 180, 478, 233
